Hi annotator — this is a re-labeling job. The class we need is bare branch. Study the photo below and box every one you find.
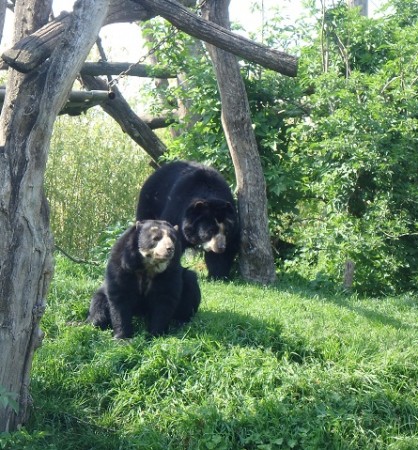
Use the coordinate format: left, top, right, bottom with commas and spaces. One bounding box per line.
81, 74, 167, 163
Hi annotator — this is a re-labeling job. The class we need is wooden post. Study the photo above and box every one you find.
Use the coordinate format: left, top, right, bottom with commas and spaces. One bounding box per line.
343, 260, 355, 291
0, 0, 109, 432
202, 0, 277, 284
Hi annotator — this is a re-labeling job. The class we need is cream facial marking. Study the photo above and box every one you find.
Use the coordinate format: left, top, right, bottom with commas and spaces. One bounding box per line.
140, 229, 175, 261
202, 222, 226, 253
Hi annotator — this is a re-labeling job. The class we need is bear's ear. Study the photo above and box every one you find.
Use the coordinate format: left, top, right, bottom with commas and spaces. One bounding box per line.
193, 200, 208, 211
219, 202, 234, 217
135, 221, 143, 230
174, 225, 179, 232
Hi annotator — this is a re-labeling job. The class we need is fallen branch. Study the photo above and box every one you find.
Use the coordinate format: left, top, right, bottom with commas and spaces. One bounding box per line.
54, 244, 101, 266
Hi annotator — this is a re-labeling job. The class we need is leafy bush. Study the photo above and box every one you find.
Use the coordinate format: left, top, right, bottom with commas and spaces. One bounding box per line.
283, 3, 418, 294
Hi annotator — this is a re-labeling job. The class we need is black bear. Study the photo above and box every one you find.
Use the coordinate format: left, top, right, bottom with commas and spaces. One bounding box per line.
136, 160, 240, 280
87, 220, 201, 338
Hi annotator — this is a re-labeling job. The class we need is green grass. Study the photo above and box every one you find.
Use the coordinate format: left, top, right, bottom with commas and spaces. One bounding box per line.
1, 256, 417, 449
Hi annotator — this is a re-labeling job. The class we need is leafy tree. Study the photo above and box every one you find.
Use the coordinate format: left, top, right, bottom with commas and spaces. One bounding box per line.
285, 1, 418, 294
140, 1, 418, 294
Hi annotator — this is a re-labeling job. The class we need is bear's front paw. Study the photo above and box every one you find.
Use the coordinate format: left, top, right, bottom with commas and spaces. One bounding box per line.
113, 330, 132, 340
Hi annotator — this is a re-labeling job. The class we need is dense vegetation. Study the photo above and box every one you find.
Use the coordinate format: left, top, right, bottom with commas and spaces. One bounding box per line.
46, 112, 152, 258
140, 0, 417, 295
1, 1, 417, 448
0, 256, 417, 449
44, 0, 418, 295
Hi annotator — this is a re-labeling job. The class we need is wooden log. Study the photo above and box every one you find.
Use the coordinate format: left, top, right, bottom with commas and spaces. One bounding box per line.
0, 0, 109, 431
136, 0, 298, 77
0, 86, 108, 104
1, 0, 155, 73
2, 0, 298, 77
80, 61, 176, 78
81, 74, 167, 163
0, 86, 176, 121
202, 0, 277, 284
140, 114, 176, 129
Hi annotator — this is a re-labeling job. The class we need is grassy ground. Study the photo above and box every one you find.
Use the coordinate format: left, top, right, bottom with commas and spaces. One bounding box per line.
1, 256, 417, 449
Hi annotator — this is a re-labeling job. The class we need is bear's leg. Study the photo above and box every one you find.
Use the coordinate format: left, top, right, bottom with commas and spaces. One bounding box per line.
145, 271, 183, 336
204, 249, 236, 280
173, 269, 201, 323
107, 292, 135, 339
87, 285, 111, 329
146, 299, 177, 336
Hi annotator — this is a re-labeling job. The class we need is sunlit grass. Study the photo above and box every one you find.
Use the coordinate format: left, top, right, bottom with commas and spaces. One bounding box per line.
1, 256, 417, 449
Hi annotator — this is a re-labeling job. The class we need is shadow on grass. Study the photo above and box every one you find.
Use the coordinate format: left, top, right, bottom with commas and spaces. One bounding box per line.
190, 309, 323, 364
172, 389, 418, 450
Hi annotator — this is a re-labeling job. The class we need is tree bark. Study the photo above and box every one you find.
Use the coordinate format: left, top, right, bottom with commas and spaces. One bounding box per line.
202, 0, 276, 284
0, 0, 7, 45
1, 0, 155, 73
0, 0, 109, 432
3, 0, 298, 77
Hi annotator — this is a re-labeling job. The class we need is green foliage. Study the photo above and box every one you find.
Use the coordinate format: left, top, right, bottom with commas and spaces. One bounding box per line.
283, 2, 418, 294
91, 220, 134, 267
42, 0, 418, 295
0, 386, 18, 414
1, 259, 417, 449
136, 1, 418, 295
142, 19, 231, 172
46, 110, 152, 259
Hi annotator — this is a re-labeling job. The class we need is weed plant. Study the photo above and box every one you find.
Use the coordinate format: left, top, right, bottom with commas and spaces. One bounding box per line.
1, 255, 417, 449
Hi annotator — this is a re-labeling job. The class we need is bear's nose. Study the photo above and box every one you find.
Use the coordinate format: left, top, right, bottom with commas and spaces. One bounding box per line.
218, 237, 226, 248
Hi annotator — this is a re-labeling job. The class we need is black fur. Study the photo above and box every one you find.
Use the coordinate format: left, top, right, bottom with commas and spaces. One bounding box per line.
87, 220, 201, 338
136, 160, 240, 279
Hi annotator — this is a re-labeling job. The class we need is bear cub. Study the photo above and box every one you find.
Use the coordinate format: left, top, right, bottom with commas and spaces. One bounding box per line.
87, 220, 201, 338
136, 160, 240, 280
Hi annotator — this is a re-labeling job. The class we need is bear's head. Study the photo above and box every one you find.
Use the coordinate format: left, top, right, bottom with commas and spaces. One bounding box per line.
183, 200, 236, 254
136, 220, 179, 273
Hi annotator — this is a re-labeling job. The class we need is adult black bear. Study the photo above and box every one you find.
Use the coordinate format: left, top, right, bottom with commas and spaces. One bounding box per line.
136, 160, 240, 280
87, 220, 201, 338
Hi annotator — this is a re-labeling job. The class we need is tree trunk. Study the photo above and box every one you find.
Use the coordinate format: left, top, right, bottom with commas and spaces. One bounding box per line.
0, 0, 7, 45
202, 0, 276, 284
0, 0, 109, 432
347, 0, 368, 16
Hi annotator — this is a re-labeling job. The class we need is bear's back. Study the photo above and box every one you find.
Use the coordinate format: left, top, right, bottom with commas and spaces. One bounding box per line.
136, 160, 234, 221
